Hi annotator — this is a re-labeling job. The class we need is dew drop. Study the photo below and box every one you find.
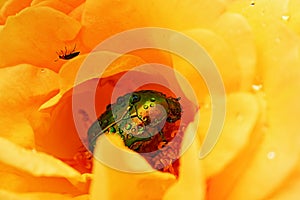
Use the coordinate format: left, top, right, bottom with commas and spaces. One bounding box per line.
203, 103, 210, 109
125, 123, 132, 130
236, 113, 244, 122
150, 97, 156, 102
267, 151, 276, 160
281, 15, 290, 22
143, 105, 149, 109
40, 68, 45, 72
137, 125, 144, 131
252, 84, 263, 92
109, 127, 116, 133
275, 37, 281, 43
250, 1, 255, 6
127, 133, 133, 139
150, 103, 155, 107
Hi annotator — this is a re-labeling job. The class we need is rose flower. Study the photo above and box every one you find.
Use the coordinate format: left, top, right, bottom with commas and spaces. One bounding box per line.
0, 0, 300, 200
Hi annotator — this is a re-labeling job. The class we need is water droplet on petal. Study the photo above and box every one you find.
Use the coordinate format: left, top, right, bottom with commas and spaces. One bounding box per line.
125, 123, 132, 130
236, 113, 244, 122
250, 1, 255, 6
40, 68, 45, 72
143, 105, 149, 109
281, 15, 290, 21
267, 151, 276, 160
252, 84, 263, 92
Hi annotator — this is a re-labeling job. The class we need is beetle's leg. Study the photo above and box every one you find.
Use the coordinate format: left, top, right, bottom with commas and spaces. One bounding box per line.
159, 130, 167, 142
89, 105, 134, 144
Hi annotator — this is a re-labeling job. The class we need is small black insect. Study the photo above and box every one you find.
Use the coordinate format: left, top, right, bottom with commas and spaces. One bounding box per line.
55, 44, 80, 61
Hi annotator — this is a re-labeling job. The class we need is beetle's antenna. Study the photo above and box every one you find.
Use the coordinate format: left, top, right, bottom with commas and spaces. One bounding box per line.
72, 44, 77, 53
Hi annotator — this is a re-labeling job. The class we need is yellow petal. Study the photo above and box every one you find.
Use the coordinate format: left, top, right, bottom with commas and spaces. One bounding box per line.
0, 0, 31, 23
267, 162, 300, 199
0, 137, 91, 194
0, 190, 89, 200
0, 137, 87, 181
90, 134, 176, 200
172, 29, 240, 93
226, 19, 300, 200
201, 92, 261, 177
213, 12, 257, 91
163, 113, 206, 200
134, 0, 229, 30
0, 164, 88, 194
287, 0, 300, 35
0, 6, 81, 71
228, 0, 289, 24
0, 190, 77, 200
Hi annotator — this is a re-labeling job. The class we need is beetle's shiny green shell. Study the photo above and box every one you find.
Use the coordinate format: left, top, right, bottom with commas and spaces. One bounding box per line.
87, 90, 181, 152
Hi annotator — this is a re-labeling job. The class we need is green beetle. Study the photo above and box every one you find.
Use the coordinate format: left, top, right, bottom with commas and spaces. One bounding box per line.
87, 90, 182, 152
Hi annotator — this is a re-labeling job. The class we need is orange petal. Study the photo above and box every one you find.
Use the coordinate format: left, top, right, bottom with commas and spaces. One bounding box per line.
69, 2, 84, 22
0, 64, 59, 116
0, 6, 81, 71
0, 0, 31, 24
163, 113, 206, 199
31, 0, 85, 8
90, 134, 176, 200
31, 0, 74, 14
40, 51, 146, 110
60, 52, 146, 94
81, 0, 229, 49
0, 117, 35, 149
81, 0, 147, 49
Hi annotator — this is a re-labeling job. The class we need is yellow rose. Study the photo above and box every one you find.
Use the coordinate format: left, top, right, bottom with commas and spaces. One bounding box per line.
0, 0, 299, 200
